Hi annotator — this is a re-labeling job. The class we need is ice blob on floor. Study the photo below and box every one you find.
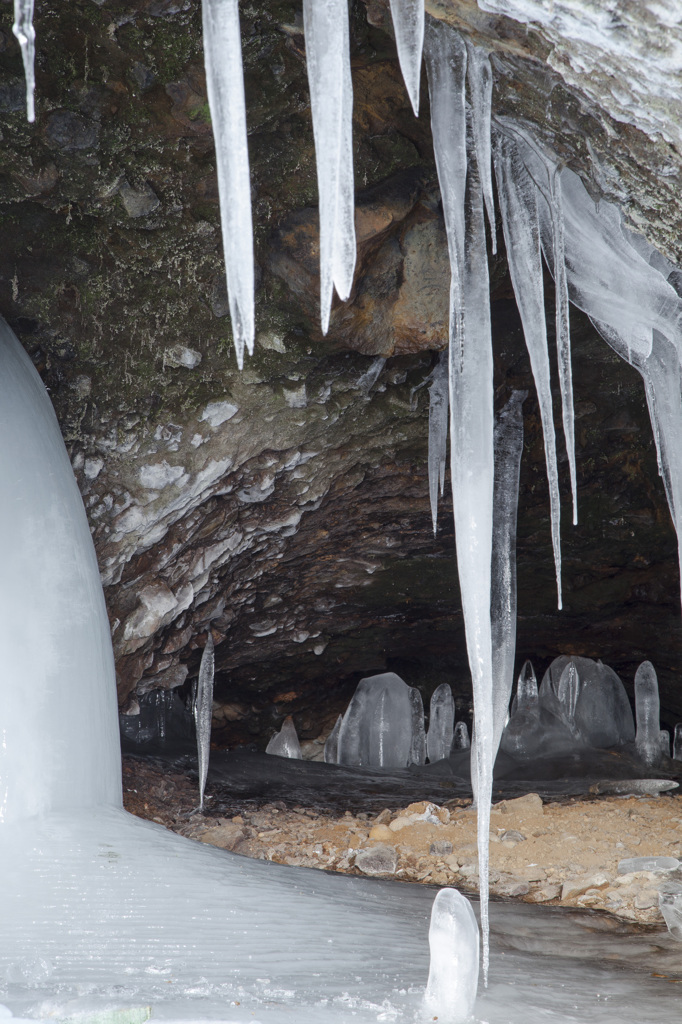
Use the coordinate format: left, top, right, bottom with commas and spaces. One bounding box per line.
424, 888, 479, 1023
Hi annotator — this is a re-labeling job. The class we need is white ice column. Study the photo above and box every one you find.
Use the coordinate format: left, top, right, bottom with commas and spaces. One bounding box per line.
202, 0, 254, 369
424, 887, 479, 1023
0, 319, 121, 825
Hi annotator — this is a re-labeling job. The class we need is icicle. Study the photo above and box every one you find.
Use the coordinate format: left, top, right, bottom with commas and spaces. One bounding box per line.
194, 632, 215, 811
465, 40, 496, 254
13, 0, 35, 123
303, 0, 356, 334
388, 0, 424, 117
428, 349, 449, 534
490, 389, 527, 756
493, 133, 563, 609
426, 17, 495, 983
202, 0, 254, 369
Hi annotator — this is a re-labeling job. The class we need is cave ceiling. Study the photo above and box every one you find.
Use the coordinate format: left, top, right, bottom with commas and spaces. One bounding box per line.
0, 0, 681, 742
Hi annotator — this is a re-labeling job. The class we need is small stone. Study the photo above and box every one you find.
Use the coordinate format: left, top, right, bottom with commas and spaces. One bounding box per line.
561, 873, 611, 900
634, 889, 659, 910
119, 180, 160, 218
369, 824, 394, 842
45, 110, 98, 151
374, 808, 392, 825
501, 829, 526, 843
517, 864, 546, 882
430, 840, 453, 856
494, 793, 544, 818
164, 344, 202, 369
199, 823, 245, 851
459, 862, 479, 879
388, 817, 414, 832
355, 844, 397, 876
528, 884, 561, 903
497, 880, 530, 897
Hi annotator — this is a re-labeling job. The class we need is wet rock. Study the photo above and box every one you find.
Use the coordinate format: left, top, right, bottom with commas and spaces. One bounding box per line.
45, 111, 98, 151
355, 844, 398, 876
119, 180, 160, 219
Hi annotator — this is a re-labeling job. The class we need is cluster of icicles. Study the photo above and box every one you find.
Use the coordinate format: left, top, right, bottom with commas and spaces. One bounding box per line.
16, 0, 682, 987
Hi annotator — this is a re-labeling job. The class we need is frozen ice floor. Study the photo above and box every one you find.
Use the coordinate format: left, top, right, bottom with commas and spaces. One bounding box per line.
0, 808, 680, 1023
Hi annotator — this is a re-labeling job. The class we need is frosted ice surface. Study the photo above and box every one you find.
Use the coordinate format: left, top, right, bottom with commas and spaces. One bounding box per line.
453, 720, 470, 750
427, 684, 455, 762
635, 660, 662, 766
491, 390, 526, 756
659, 729, 671, 758
265, 715, 302, 759
194, 633, 215, 809
202, 0, 254, 368
424, 888, 479, 1023
409, 686, 427, 765
674, 723, 682, 761
465, 40, 496, 253
618, 856, 680, 875
303, 0, 356, 334
337, 673, 413, 767
388, 0, 424, 116
428, 349, 449, 534
0, 320, 121, 825
324, 713, 343, 763
13, 0, 35, 122
493, 132, 562, 608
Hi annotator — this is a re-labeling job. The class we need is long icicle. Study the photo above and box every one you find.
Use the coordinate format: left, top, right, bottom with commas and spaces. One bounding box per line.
493, 133, 563, 608
194, 631, 215, 811
428, 349, 449, 534
202, 0, 254, 369
491, 390, 527, 757
550, 170, 577, 525
426, 17, 496, 983
303, 0, 357, 334
388, 0, 425, 116
13, 0, 35, 123
465, 40, 496, 254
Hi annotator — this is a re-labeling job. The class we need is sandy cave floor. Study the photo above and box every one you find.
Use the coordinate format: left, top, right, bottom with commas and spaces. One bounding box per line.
122, 755, 682, 934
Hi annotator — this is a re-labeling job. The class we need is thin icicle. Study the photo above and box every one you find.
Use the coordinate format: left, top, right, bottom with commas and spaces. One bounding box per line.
194, 632, 215, 811
465, 41, 496, 254
13, 0, 35, 123
303, 0, 356, 334
202, 0, 254, 369
426, 16, 495, 983
428, 349, 449, 534
493, 133, 563, 609
491, 389, 527, 757
388, 0, 425, 116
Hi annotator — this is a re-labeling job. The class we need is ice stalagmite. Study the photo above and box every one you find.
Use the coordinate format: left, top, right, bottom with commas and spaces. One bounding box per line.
426, 17, 495, 981
13, 0, 35, 123
424, 888, 479, 1023
303, 0, 356, 334
324, 713, 343, 763
465, 41, 496, 254
635, 660, 662, 766
388, 0, 424, 117
512, 660, 538, 716
490, 390, 526, 756
409, 686, 427, 765
494, 133, 563, 608
453, 720, 470, 749
194, 631, 215, 809
428, 349, 449, 534
202, 0, 254, 369
266, 715, 302, 759
675, 723, 682, 761
426, 683, 455, 762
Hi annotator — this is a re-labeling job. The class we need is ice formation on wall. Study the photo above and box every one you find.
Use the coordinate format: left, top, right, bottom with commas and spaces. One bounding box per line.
12, 0, 35, 122
266, 714, 303, 758
194, 631, 215, 808
424, 887, 479, 1023
202, 0, 254, 369
303, 0, 356, 334
388, 0, 424, 116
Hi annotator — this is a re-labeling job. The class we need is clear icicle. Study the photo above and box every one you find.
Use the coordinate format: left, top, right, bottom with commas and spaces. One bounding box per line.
388, 0, 425, 117
194, 632, 215, 810
202, 0, 254, 369
303, 0, 356, 334
465, 40, 496, 254
428, 349, 449, 534
491, 389, 527, 756
409, 686, 427, 765
13, 0, 35, 123
426, 17, 495, 983
493, 133, 563, 608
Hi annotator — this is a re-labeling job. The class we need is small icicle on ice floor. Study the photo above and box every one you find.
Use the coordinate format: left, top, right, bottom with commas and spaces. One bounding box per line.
194, 630, 215, 810
202, 0, 254, 368
303, 0, 356, 334
12, 0, 35, 122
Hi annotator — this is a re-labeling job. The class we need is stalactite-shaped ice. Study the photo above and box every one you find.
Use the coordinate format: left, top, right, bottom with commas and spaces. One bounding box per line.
388, 0, 424, 117
490, 389, 526, 756
493, 133, 562, 608
427, 683, 456, 762
465, 40, 496, 253
635, 661, 662, 766
202, 0, 254, 369
674, 723, 682, 761
303, 0, 356, 334
423, 888, 479, 1023
426, 17, 495, 980
324, 713, 343, 763
409, 686, 427, 765
194, 632, 215, 809
428, 349, 449, 534
13, 0, 35, 123
453, 720, 470, 749
266, 715, 302, 759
